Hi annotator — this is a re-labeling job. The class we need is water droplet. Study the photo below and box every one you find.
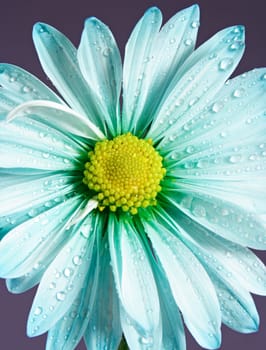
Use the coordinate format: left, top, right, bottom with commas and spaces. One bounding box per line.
219, 58, 233, 71
185, 145, 195, 154
9, 76, 16, 83
42, 152, 50, 159
209, 53, 217, 60
232, 88, 244, 98
229, 155, 242, 163
102, 47, 111, 57
169, 38, 176, 44
192, 205, 206, 217
211, 101, 224, 113
232, 27, 241, 34
28, 209, 37, 217
191, 20, 200, 28
184, 38, 193, 46
63, 267, 74, 278
229, 41, 242, 51
139, 336, 154, 345
56, 291, 66, 301
196, 159, 208, 168
189, 97, 199, 106
72, 255, 82, 266
22, 86, 31, 93
175, 98, 184, 107
34, 306, 43, 316
220, 131, 227, 138
49, 282, 56, 289
261, 73, 266, 81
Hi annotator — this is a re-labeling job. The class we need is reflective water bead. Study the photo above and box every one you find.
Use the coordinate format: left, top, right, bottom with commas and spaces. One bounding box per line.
72, 255, 82, 266
56, 291, 66, 301
218, 58, 233, 71
34, 307, 43, 316
211, 101, 224, 113
63, 267, 74, 278
139, 336, 154, 345
184, 38, 193, 46
232, 88, 245, 98
191, 20, 200, 28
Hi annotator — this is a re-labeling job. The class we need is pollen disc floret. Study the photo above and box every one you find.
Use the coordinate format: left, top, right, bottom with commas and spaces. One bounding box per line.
83, 133, 166, 214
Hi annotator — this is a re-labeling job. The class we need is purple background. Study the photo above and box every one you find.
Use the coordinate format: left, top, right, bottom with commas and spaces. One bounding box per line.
0, 0, 266, 349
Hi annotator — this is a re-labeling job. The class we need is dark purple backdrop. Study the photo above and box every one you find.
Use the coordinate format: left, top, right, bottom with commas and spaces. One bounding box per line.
0, 0, 266, 349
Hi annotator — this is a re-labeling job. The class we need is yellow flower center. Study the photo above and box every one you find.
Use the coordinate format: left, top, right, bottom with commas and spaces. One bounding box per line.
83, 133, 166, 215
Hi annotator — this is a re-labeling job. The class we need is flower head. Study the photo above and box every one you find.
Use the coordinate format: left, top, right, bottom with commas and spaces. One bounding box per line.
0, 4, 266, 350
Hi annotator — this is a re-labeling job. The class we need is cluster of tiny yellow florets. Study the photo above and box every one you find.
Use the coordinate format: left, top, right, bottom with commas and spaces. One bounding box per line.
83, 133, 166, 215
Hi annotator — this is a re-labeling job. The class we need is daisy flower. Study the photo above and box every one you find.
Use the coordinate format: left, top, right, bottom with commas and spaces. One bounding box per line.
0, 4, 266, 350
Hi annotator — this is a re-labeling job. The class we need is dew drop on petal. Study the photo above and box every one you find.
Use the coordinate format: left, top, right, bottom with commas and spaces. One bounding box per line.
56, 291, 66, 301
72, 255, 82, 266
63, 267, 74, 278
42, 152, 50, 159
49, 282, 56, 289
184, 38, 193, 46
186, 145, 195, 154
191, 20, 200, 28
229, 155, 242, 163
211, 102, 224, 113
218, 58, 233, 71
229, 42, 242, 51
34, 306, 43, 316
139, 336, 154, 345
232, 88, 244, 98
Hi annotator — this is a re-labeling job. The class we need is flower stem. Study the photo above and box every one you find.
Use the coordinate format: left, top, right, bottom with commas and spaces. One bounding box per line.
118, 336, 129, 350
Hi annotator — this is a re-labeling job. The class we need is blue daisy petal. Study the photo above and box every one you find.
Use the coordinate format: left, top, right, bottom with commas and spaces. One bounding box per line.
153, 206, 264, 331
7, 100, 105, 140
148, 26, 245, 141
27, 213, 97, 337
148, 244, 186, 350
143, 213, 221, 350
84, 236, 122, 350
0, 173, 79, 217
122, 5, 200, 135
161, 184, 266, 249
0, 63, 63, 105
209, 271, 259, 333
77, 17, 122, 136
32, 23, 107, 132
108, 214, 162, 349
46, 215, 101, 350
0, 196, 83, 278
162, 206, 266, 295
